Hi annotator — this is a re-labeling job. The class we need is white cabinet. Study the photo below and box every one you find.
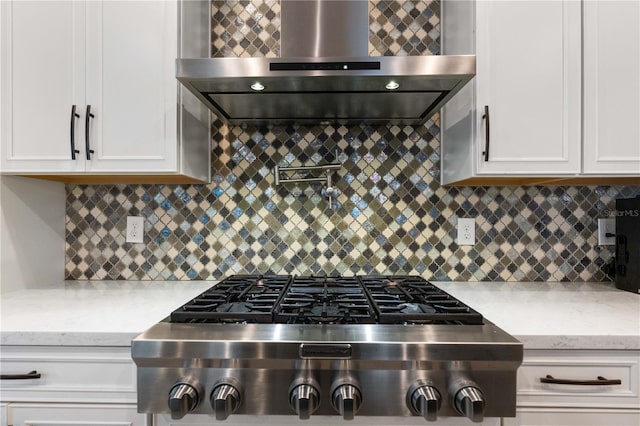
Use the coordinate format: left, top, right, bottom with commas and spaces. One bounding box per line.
0, 346, 137, 403
0, 404, 7, 426
441, 0, 582, 185
0, 0, 84, 173
84, 1, 178, 174
473, 0, 581, 176
9, 403, 146, 426
155, 414, 501, 426
0, 346, 147, 425
583, 0, 640, 174
441, 0, 640, 185
0, 0, 210, 183
503, 407, 640, 426
505, 349, 640, 426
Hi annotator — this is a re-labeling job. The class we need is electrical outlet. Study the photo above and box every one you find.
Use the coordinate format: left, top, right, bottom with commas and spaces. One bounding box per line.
126, 216, 144, 243
597, 218, 615, 246
457, 217, 475, 245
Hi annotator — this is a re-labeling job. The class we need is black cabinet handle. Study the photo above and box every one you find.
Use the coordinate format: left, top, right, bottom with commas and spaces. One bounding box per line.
615, 234, 628, 277
616, 235, 630, 272
70, 105, 81, 159
482, 105, 490, 161
1, 370, 41, 380
85, 104, 95, 160
540, 375, 622, 386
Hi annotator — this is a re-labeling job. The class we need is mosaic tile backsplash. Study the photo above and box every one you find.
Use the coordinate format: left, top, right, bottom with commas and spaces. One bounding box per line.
65, 0, 639, 281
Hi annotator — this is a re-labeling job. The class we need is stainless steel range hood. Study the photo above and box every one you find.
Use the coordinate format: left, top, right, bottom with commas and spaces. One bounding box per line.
177, 1, 475, 125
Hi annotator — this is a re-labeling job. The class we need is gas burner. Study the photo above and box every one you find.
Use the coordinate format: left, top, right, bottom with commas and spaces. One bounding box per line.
396, 302, 437, 314
361, 275, 484, 325
215, 302, 272, 313
274, 276, 376, 324
170, 275, 291, 323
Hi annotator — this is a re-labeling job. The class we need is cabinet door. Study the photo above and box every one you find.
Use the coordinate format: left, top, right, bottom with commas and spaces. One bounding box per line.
84, 0, 178, 173
0, 403, 7, 426
9, 403, 147, 425
503, 408, 640, 426
155, 414, 501, 426
583, 1, 640, 174
475, 0, 581, 175
0, 0, 86, 172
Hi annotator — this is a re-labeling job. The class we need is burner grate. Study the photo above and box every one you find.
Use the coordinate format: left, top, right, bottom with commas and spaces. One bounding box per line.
168, 275, 483, 325
360, 276, 484, 325
170, 275, 291, 323
274, 276, 377, 324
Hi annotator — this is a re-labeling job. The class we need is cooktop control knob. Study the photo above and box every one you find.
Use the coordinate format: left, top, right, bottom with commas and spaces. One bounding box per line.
407, 381, 442, 421
331, 384, 362, 420
168, 382, 200, 420
289, 383, 320, 420
211, 379, 242, 421
454, 386, 485, 423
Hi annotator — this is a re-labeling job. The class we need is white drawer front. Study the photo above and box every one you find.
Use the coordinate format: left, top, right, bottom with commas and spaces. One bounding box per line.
9, 403, 147, 426
0, 346, 136, 403
155, 414, 501, 426
517, 350, 640, 409
504, 407, 640, 426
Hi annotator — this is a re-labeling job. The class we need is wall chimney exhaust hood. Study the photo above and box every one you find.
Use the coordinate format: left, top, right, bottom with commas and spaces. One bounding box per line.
177, 1, 475, 125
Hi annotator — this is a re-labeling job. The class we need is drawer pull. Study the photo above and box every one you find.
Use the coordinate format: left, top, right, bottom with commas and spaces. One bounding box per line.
540, 375, 621, 386
0, 370, 41, 380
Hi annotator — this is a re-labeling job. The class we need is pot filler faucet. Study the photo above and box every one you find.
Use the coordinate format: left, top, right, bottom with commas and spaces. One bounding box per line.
274, 163, 342, 208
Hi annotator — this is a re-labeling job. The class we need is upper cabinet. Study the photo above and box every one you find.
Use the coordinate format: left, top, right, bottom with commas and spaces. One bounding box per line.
441, 0, 640, 185
1, 1, 84, 174
583, 0, 640, 174
0, 0, 210, 183
474, 0, 582, 176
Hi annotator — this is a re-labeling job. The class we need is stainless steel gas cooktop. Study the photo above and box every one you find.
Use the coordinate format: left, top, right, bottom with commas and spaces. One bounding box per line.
132, 275, 522, 423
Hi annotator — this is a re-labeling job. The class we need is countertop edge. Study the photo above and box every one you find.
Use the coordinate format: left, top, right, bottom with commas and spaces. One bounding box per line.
1, 280, 639, 350
2, 333, 639, 351
0, 331, 138, 347
514, 335, 640, 351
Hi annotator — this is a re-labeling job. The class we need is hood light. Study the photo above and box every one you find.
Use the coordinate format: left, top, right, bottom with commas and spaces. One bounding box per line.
250, 82, 265, 91
385, 81, 400, 90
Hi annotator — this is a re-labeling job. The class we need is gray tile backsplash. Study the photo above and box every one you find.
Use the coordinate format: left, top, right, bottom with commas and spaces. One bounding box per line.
64, 1, 639, 281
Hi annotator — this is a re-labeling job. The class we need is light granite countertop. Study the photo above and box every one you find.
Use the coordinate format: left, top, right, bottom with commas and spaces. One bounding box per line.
1, 280, 638, 350
433, 281, 640, 350
0, 281, 212, 346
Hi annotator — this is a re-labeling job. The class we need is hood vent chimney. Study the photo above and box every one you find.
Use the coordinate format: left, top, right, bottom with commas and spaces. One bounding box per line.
176, 0, 475, 125
281, 1, 368, 58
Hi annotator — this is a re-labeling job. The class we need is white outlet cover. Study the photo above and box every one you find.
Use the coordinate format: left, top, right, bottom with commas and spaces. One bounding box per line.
457, 217, 476, 245
597, 218, 615, 246
126, 216, 144, 243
